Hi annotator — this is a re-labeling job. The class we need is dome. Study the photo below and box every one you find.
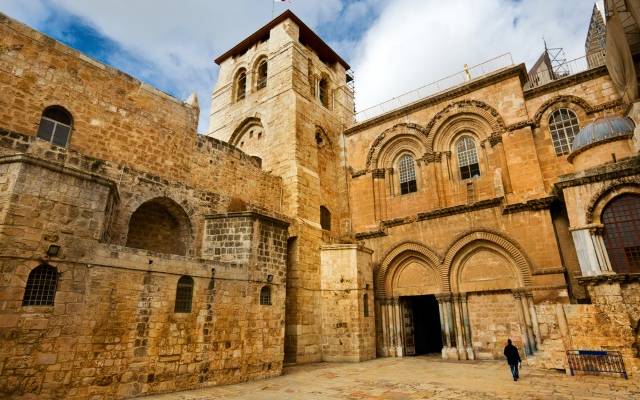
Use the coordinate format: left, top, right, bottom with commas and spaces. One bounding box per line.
570, 116, 635, 155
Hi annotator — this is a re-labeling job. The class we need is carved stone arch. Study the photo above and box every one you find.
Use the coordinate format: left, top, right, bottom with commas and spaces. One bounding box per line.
366, 123, 428, 170
533, 95, 592, 127
442, 230, 533, 292
586, 176, 640, 224
432, 113, 495, 154
375, 241, 442, 298
229, 117, 264, 147
314, 125, 333, 151
424, 100, 506, 153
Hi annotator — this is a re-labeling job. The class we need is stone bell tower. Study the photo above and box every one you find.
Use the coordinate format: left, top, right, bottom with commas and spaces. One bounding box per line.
208, 11, 372, 364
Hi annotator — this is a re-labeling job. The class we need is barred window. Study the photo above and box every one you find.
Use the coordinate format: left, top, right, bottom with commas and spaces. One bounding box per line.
37, 106, 72, 148
549, 109, 580, 155
320, 206, 331, 230
174, 275, 194, 313
260, 285, 271, 305
456, 136, 480, 180
602, 194, 640, 274
363, 293, 369, 317
398, 154, 417, 195
22, 264, 58, 306
256, 59, 267, 90
236, 69, 247, 101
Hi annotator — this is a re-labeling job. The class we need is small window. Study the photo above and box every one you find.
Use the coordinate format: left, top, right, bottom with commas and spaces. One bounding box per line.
174, 275, 194, 313
320, 206, 331, 230
22, 264, 58, 306
549, 109, 580, 155
318, 77, 329, 107
456, 136, 480, 180
236, 69, 247, 102
257, 59, 268, 90
398, 154, 417, 195
37, 106, 72, 148
260, 286, 271, 305
363, 293, 369, 317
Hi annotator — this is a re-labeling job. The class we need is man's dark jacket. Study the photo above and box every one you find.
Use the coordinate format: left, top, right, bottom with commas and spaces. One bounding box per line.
503, 344, 521, 365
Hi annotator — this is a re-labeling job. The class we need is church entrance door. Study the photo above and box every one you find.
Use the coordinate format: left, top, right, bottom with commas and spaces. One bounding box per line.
403, 295, 443, 355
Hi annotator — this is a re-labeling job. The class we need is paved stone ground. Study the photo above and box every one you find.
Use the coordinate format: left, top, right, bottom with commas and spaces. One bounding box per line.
140, 356, 640, 400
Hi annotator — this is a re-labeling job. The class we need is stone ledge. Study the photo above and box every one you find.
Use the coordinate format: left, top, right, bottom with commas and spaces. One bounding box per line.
556, 156, 640, 189
502, 196, 556, 214
578, 273, 640, 286
204, 211, 290, 228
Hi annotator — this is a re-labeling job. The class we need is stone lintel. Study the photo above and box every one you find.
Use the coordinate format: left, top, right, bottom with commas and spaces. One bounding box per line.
204, 211, 290, 228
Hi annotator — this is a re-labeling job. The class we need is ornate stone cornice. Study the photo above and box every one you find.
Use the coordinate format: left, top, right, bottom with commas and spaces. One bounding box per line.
350, 168, 367, 178
523, 65, 608, 99
577, 273, 640, 286
354, 228, 387, 240
417, 197, 503, 221
555, 156, 640, 189
502, 196, 556, 214
372, 168, 386, 178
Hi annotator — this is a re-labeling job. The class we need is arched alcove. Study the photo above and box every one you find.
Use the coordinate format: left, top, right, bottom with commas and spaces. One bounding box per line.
125, 197, 191, 256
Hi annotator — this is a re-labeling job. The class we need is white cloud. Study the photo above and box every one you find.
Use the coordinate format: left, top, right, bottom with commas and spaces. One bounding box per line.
1, 0, 599, 129
352, 0, 598, 112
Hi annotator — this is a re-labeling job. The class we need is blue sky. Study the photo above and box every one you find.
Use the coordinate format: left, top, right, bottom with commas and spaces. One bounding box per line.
1, 0, 601, 132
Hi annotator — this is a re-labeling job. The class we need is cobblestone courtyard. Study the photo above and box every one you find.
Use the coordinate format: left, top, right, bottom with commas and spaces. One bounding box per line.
140, 357, 639, 400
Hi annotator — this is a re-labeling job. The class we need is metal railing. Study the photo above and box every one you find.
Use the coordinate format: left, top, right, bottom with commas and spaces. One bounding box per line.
566, 350, 627, 379
525, 50, 606, 90
354, 53, 514, 122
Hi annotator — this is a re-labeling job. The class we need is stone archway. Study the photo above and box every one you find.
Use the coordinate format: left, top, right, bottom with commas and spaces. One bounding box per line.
125, 197, 191, 256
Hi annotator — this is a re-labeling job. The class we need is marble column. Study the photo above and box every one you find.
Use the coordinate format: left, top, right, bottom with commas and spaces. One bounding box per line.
379, 299, 390, 357
513, 290, 533, 355
460, 293, 475, 360
392, 298, 404, 357
453, 294, 467, 360
436, 294, 451, 359
520, 293, 536, 353
525, 293, 542, 351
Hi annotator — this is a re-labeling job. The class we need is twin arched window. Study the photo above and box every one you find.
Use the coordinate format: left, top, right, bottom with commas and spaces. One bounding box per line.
23, 264, 58, 306
257, 59, 268, 90
456, 136, 480, 180
235, 69, 247, 102
398, 154, 417, 195
549, 108, 580, 155
174, 275, 194, 313
37, 105, 72, 148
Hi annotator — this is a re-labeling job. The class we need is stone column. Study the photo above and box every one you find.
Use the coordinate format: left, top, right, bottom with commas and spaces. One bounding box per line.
435, 293, 451, 359
378, 299, 389, 357
513, 290, 533, 356
570, 226, 613, 276
526, 292, 542, 350
460, 293, 475, 360
392, 297, 404, 357
452, 294, 467, 360
590, 227, 613, 274
372, 169, 386, 222
520, 293, 536, 353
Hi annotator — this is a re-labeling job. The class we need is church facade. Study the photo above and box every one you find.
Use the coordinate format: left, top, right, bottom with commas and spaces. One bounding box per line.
0, 2, 639, 399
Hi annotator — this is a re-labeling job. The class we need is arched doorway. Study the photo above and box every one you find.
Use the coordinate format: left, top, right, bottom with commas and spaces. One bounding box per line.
125, 197, 191, 256
602, 194, 640, 274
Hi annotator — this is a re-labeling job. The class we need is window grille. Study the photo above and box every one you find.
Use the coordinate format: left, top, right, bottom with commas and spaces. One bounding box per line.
456, 136, 480, 180
260, 286, 271, 305
320, 206, 331, 230
174, 275, 194, 313
236, 70, 247, 101
37, 106, 72, 148
257, 60, 267, 90
22, 264, 58, 306
602, 194, 640, 274
398, 154, 417, 195
549, 109, 580, 155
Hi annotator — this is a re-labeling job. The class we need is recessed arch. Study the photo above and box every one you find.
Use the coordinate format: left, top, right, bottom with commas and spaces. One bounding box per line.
586, 177, 640, 224
532, 95, 592, 126
375, 241, 442, 298
229, 117, 264, 147
366, 123, 428, 170
442, 230, 533, 292
125, 196, 192, 256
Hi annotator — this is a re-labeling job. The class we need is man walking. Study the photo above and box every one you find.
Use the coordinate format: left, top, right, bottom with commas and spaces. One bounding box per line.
503, 339, 522, 381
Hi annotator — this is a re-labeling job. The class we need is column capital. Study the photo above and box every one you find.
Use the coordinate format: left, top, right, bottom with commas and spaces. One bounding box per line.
512, 288, 526, 299
435, 292, 453, 302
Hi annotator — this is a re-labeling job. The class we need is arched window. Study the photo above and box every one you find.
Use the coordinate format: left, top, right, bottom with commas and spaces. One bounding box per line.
235, 69, 247, 101
363, 293, 369, 317
37, 106, 72, 148
320, 206, 331, 230
22, 264, 58, 306
174, 275, 194, 313
256, 59, 268, 90
549, 109, 580, 155
398, 154, 417, 195
602, 194, 640, 274
260, 286, 271, 305
318, 77, 329, 107
456, 136, 480, 180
